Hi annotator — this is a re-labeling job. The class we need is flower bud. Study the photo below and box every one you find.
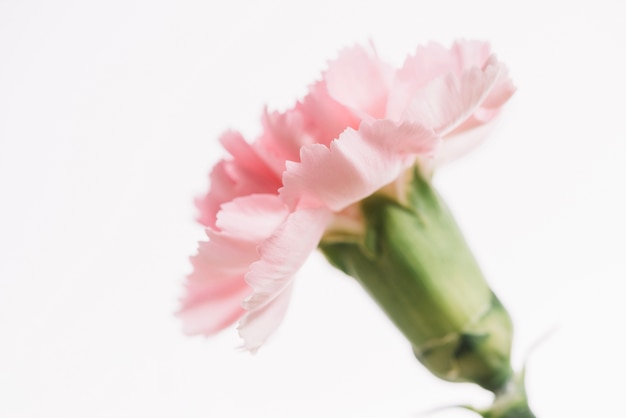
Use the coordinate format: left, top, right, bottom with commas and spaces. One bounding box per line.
320, 167, 514, 392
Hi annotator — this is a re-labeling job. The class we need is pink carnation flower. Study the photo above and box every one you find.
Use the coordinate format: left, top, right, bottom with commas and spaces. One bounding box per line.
179, 40, 515, 352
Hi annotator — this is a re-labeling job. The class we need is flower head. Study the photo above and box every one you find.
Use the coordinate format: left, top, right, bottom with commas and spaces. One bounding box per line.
179, 40, 515, 352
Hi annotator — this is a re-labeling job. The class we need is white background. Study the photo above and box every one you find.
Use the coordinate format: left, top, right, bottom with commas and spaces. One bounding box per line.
1, 1, 625, 417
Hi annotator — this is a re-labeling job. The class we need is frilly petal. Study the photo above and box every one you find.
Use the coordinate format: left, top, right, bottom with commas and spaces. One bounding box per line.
387, 40, 492, 118
386, 41, 455, 120
237, 282, 294, 353
453, 63, 516, 130
280, 120, 439, 212
196, 131, 282, 229
179, 194, 289, 336
433, 122, 497, 168
178, 265, 251, 335
297, 80, 360, 147
215, 193, 290, 240
386, 40, 514, 147
325, 43, 394, 120
257, 107, 310, 172
449, 39, 492, 71
432, 60, 514, 166
239, 207, 332, 351
402, 55, 506, 137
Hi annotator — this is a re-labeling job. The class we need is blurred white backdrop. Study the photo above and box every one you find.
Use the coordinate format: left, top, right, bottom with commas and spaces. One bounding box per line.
1, 1, 625, 417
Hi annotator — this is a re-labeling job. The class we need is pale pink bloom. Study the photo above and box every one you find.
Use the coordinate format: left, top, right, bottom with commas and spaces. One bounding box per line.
180, 40, 515, 351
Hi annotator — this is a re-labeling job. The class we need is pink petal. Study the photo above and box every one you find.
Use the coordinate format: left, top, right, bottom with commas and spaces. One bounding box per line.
387, 42, 455, 120
449, 59, 515, 136
480, 64, 515, 111
325, 43, 394, 120
422, 57, 515, 166
179, 269, 251, 335
402, 55, 506, 136
430, 122, 497, 168
179, 194, 289, 336
297, 80, 360, 147
237, 282, 294, 353
449, 39, 492, 72
196, 131, 283, 228
280, 120, 439, 212
257, 107, 310, 172
239, 207, 332, 351
386, 40, 512, 134
195, 161, 234, 228
219, 130, 280, 181
435, 71, 515, 166
215, 194, 290, 241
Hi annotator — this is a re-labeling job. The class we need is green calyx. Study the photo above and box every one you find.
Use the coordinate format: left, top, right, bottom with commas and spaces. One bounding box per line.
319, 167, 514, 392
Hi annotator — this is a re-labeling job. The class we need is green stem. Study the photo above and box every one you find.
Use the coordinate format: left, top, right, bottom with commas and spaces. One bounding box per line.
477, 371, 536, 418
